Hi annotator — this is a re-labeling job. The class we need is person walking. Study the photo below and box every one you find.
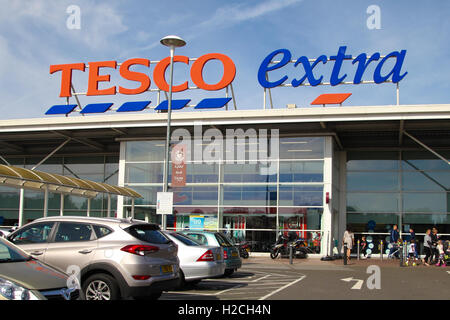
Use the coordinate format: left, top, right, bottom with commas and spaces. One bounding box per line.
435, 240, 446, 267
342, 228, 354, 261
430, 227, 439, 264
409, 227, 419, 259
389, 224, 400, 258
423, 229, 433, 266
360, 236, 368, 259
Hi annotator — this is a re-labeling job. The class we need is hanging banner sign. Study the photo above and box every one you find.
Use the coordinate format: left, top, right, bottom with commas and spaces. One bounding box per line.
171, 144, 187, 187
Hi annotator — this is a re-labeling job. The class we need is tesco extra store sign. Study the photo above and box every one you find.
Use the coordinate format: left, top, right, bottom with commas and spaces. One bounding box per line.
46, 46, 407, 115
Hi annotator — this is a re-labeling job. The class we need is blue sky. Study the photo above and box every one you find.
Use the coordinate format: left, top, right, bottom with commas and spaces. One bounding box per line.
0, 0, 449, 119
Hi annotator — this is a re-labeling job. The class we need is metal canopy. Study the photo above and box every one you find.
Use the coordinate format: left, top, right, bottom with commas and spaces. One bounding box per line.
0, 164, 141, 199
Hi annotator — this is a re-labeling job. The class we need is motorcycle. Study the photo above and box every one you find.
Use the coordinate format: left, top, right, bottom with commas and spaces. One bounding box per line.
236, 242, 250, 259
270, 234, 290, 259
270, 234, 310, 259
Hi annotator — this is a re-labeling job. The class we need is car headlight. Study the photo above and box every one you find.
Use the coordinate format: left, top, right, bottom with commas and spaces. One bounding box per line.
0, 278, 41, 300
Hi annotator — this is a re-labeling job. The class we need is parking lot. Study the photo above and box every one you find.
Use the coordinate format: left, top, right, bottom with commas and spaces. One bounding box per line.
161, 257, 450, 300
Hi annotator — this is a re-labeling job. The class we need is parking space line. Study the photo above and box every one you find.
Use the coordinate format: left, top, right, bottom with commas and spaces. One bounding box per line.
216, 284, 246, 295
250, 274, 271, 282
258, 275, 306, 300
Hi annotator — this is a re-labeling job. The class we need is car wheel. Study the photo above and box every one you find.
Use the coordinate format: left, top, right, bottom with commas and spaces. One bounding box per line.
177, 270, 187, 289
133, 291, 162, 300
224, 269, 234, 277
83, 273, 120, 301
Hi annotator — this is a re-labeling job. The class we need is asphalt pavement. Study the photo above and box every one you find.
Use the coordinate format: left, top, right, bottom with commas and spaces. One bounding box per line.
161, 256, 450, 300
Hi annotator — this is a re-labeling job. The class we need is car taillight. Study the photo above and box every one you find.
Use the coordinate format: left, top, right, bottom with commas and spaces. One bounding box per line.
121, 245, 159, 256
197, 250, 214, 262
132, 275, 151, 280
223, 250, 228, 260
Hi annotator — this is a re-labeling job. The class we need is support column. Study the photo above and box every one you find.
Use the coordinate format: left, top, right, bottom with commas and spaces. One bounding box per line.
107, 194, 111, 217
116, 141, 126, 218
18, 188, 25, 227
338, 151, 347, 253
43, 186, 48, 217
87, 198, 91, 217
321, 136, 333, 256
60, 194, 64, 216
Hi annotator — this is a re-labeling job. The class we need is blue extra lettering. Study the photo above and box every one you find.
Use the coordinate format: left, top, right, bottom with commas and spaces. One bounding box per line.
373, 50, 408, 83
352, 52, 381, 84
257, 47, 407, 89
329, 46, 352, 86
257, 49, 291, 88
291, 55, 327, 87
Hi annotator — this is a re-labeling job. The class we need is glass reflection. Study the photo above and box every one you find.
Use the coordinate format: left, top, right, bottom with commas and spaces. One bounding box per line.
279, 161, 323, 182
347, 193, 399, 213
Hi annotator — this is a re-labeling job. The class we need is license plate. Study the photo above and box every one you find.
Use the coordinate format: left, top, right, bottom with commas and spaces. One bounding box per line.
161, 265, 173, 274
216, 254, 221, 260
231, 251, 238, 257
245, 248, 250, 252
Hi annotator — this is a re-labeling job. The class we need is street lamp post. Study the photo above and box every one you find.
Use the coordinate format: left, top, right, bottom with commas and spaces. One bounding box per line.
160, 35, 186, 230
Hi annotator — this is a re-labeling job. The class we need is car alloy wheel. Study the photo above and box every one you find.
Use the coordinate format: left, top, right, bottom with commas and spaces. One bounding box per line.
85, 280, 111, 300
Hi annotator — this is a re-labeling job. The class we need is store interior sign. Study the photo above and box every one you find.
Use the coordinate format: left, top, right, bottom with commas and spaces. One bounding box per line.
156, 192, 173, 215
258, 46, 407, 88
189, 215, 205, 230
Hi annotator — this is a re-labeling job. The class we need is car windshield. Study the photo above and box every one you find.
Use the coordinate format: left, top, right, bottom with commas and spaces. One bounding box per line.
125, 224, 170, 244
169, 233, 202, 246
0, 238, 30, 263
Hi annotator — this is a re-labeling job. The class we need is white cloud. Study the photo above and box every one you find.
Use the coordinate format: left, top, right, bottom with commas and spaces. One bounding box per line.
195, 0, 302, 33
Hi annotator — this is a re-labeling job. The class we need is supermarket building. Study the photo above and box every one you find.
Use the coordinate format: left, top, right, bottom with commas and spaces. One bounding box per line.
0, 104, 449, 255
0, 46, 449, 255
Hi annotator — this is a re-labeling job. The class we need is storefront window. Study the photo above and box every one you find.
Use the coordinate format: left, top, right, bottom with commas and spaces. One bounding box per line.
279, 185, 323, 206
279, 160, 323, 182
347, 212, 399, 233
171, 186, 218, 206
347, 193, 399, 213
121, 135, 327, 252
279, 137, 324, 159
347, 172, 399, 191
124, 186, 163, 206
223, 209, 276, 253
125, 163, 164, 184
126, 141, 165, 162
223, 162, 276, 183
402, 213, 450, 234
222, 185, 277, 206
403, 192, 448, 213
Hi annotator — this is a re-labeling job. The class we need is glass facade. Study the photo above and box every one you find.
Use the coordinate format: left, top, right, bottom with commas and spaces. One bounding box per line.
0, 156, 118, 226
347, 151, 450, 252
2, 129, 448, 256
123, 137, 326, 252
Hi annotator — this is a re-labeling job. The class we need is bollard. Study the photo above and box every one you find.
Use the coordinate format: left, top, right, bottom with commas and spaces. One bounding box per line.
399, 242, 405, 267
289, 244, 293, 265
357, 239, 360, 260
380, 240, 383, 261
343, 243, 348, 265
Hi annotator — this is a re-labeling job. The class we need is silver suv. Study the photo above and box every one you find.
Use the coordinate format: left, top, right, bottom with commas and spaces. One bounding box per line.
7, 216, 180, 300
